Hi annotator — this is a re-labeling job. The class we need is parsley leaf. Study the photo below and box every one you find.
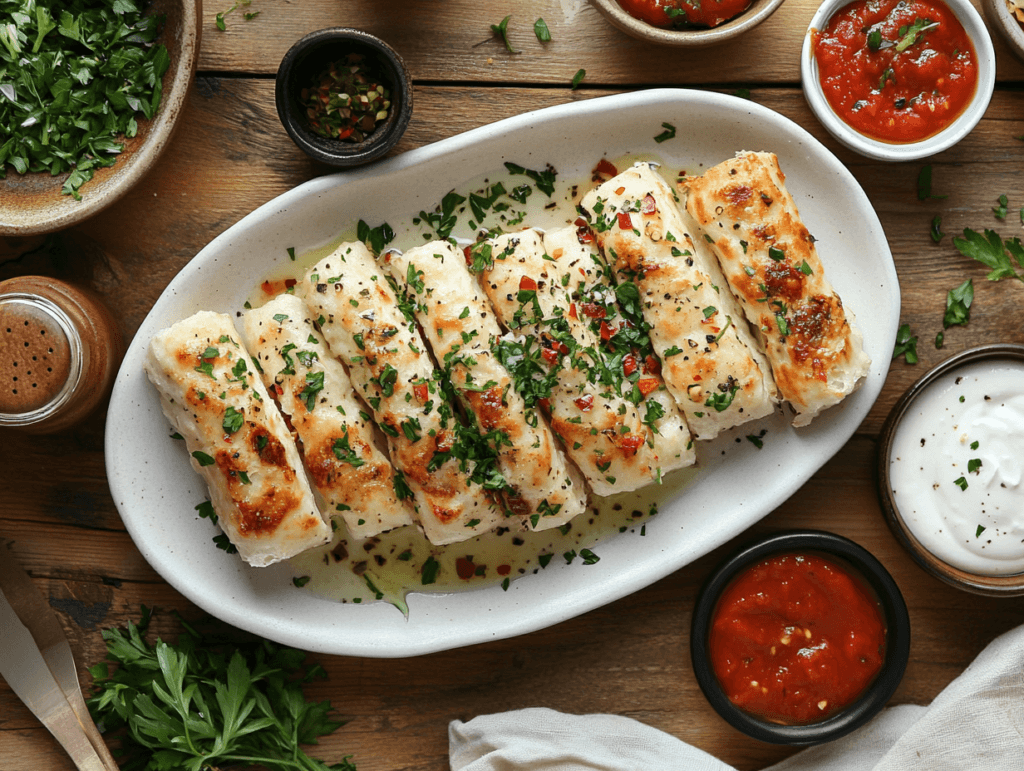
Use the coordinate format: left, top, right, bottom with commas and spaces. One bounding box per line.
993, 194, 1009, 220
952, 228, 1024, 283
654, 122, 677, 143
893, 323, 919, 363
490, 15, 520, 53
571, 68, 586, 89
916, 165, 947, 200
534, 17, 551, 41
942, 278, 973, 328
930, 215, 945, 243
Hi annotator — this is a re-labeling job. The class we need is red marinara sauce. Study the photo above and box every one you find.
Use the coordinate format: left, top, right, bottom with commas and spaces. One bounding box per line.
813, 0, 978, 143
617, 0, 752, 29
709, 553, 886, 724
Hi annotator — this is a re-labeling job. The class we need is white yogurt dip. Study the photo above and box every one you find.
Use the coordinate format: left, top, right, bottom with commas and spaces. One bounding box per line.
889, 358, 1024, 576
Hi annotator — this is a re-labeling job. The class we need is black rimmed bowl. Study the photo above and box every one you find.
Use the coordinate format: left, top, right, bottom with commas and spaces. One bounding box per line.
690, 531, 910, 745
275, 28, 413, 168
878, 343, 1024, 596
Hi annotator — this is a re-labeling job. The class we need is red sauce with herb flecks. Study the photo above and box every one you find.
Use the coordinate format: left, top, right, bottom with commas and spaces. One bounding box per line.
617, 0, 752, 29
709, 553, 886, 724
813, 0, 978, 143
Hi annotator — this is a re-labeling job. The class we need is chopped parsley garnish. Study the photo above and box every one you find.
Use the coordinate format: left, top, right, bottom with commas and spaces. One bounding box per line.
504, 161, 557, 197
357, 219, 395, 254
375, 363, 398, 397
953, 476, 968, 491
490, 15, 520, 54
0, 0, 170, 200
705, 385, 739, 413
191, 451, 215, 467
534, 17, 551, 41
930, 215, 945, 243
332, 429, 365, 467
993, 194, 1009, 220
421, 555, 440, 585
976, 524, 986, 538
892, 323, 919, 363
967, 458, 983, 474
654, 122, 676, 143
222, 407, 244, 435
298, 371, 325, 411
571, 68, 586, 89
942, 278, 973, 328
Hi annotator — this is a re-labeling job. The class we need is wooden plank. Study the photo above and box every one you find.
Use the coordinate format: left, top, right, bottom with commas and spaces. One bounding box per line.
3, 438, 1023, 771
194, 0, 1024, 83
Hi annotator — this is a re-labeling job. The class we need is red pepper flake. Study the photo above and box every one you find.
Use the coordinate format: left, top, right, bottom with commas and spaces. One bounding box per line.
455, 557, 476, 580
496, 564, 512, 576
413, 382, 429, 402
581, 303, 606, 319
274, 384, 284, 395
261, 281, 274, 295
593, 158, 618, 180
542, 347, 560, 365
623, 354, 638, 376
641, 194, 657, 214
599, 321, 614, 341
436, 429, 455, 453
538, 397, 551, 412
616, 211, 633, 230
575, 219, 595, 245
644, 355, 661, 375
574, 394, 594, 412
638, 378, 659, 397
620, 434, 644, 453
463, 246, 473, 265
519, 275, 538, 291
568, 303, 578, 320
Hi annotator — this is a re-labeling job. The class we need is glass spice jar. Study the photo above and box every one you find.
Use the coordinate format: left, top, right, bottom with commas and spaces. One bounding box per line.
0, 276, 123, 433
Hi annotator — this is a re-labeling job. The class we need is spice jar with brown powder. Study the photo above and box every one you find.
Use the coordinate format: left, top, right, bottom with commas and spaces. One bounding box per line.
0, 276, 122, 433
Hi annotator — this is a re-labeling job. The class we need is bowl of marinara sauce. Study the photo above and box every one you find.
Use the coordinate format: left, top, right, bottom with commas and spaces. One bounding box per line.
801, 0, 995, 161
690, 531, 910, 744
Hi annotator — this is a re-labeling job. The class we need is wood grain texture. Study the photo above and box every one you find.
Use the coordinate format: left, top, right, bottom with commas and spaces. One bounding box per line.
2, 11, 1024, 766
194, 0, 1024, 83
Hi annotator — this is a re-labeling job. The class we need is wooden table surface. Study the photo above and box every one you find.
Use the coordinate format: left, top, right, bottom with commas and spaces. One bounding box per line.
3, 1, 1024, 769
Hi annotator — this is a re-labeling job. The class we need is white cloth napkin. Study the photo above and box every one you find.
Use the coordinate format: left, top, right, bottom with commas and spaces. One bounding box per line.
450, 623, 1024, 771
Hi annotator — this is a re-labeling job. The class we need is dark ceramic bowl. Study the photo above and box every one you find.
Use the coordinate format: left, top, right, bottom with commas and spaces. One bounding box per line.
690, 531, 910, 745
877, 343, 1024, 597
275, 28, 413, 168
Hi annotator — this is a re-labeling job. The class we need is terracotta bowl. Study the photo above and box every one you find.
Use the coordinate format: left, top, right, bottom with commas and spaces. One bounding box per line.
0, 0, 201, 237
590, 0, 786, 47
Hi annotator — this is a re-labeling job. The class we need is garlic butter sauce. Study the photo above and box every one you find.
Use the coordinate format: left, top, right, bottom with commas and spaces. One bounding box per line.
889, 358, 1024, 576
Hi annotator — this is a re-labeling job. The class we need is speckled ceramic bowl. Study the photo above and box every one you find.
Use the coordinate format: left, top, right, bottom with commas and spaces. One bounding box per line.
0, 0, 201, 237
590, 0, 786, 47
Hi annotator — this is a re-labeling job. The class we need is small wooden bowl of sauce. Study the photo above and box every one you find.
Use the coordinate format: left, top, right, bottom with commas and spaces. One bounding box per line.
690, 531, 910, 744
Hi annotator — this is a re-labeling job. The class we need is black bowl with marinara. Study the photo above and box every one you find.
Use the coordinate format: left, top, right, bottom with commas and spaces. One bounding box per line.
275, 28, 413, 168
690, 531, 910, 745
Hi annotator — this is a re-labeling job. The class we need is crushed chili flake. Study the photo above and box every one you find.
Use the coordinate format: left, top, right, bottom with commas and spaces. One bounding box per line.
300, 53, 392, 142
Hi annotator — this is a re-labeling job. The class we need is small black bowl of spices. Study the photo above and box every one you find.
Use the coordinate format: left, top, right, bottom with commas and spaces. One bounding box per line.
275, 28, 413, 168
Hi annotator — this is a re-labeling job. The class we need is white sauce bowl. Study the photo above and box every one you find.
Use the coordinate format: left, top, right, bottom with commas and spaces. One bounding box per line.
801, 0, 996, 161
878, 344, 1024, 595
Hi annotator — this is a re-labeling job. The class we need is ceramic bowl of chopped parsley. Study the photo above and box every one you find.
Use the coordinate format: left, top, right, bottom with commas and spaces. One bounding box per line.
275, 27, 413, 168
0, 0, 200, 236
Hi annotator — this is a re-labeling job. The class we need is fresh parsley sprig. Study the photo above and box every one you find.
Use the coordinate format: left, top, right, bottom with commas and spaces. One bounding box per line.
952, 228, 1024, 283
87, 608, 356, 771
